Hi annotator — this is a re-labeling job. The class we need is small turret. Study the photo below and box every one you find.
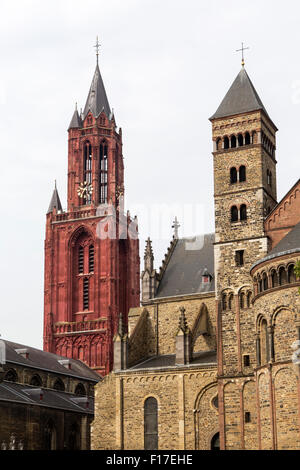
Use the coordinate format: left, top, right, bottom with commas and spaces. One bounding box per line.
47, 181, 63, 214
141, 238, 157, 302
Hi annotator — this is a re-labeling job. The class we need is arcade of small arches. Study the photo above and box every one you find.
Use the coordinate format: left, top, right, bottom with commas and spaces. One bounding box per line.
221, 290, 253, 311
253, 262, 298, 296
216, 130, 256, 151
3, 369, 87, 395
215, 129, 275, 157
55, 336, 106, 370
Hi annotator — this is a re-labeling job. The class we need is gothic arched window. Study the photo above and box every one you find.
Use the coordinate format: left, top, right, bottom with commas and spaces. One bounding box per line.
230, 167, 237, 184
240, 204, 247, 221
231, 135, 237, 148
99, 141, 108, 204
75, 383, 86, 396
239, 165, 246, 182
4, 369, 18, 383
53, 379, 65, 392
144, 397, 158, 450
231, 206, 238, 223
224, 136, 229, 149
247, 292, 252, 308
30, 374, 42, 387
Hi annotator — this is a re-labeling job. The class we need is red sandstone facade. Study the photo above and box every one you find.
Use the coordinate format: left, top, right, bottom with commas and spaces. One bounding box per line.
43, 63, 140, 376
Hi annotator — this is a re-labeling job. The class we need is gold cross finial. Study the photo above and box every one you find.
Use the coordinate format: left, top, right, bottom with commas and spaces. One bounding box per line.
94, 36, 101, 65
236, 42, 249, 67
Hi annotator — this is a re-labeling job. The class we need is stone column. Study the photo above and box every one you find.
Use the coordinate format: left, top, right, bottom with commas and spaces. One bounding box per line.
256, 334, 261, 367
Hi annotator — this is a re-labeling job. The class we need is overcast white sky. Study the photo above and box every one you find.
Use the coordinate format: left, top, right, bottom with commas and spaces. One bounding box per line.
0, 0, 299, 348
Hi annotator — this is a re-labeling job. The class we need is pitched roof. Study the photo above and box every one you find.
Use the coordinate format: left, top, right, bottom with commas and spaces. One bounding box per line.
155, 234, 215, 298
129, 350, 217, 371
47, 183, 63, 214
210, 68, 269, 120
83, 64, 111, 119
252, 221, 300, 269
3, 340, 100, 382
0, 382, 94, 414
68, 108, 82, 130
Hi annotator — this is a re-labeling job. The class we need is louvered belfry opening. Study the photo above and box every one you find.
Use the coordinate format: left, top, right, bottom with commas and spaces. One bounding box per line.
78, 246, 84, 274
83, 277, 89, 311
99, 141, 108, 204
89, 245, 94, 272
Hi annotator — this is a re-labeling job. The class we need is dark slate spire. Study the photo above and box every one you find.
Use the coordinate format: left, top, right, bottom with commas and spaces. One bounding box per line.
210, 68, 268, 120
83, 64, 111, 119
47, 181, 63, 214
68, 104, 82, 130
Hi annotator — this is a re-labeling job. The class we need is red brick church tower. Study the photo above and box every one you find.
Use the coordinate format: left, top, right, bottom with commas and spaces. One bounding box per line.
43, 46, 140, 376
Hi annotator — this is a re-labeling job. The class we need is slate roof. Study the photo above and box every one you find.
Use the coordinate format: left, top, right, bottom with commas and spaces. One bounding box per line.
68, 108, 82, 130
252, 221, 300, 269
83, 64, 111, 119
47, 184, 63, 214
3, 340, 100, 382
129, 350, 217, 371
210, 67, 269, 120
155, 234, 215, 298
0, 381, 94, 414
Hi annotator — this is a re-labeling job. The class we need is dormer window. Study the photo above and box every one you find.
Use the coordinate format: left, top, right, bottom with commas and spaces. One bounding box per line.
202, 268, 212, 284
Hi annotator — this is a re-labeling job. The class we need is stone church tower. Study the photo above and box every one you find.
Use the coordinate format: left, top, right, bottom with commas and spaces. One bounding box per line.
210, 66, 278, 449
43, 55, 140, 376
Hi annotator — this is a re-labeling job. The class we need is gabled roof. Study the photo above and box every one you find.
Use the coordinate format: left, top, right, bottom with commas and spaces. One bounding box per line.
155, 234, 215, 298
210, 67, 269, 120
68, 108, 82, 130
47, 183, 63, 214
83, 64, 111, 119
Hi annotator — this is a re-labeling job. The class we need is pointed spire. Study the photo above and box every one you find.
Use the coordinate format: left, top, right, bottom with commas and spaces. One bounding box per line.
210, 68, 269, 120
144, 237, 154, 260
68, 103, 82, 130
47, 181, 63, 214
83, 63, 111, 119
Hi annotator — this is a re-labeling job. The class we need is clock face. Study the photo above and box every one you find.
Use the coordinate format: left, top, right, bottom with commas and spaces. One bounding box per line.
77, 181, 93, 199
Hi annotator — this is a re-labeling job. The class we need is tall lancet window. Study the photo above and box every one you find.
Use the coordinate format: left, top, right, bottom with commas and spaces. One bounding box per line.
99, 140, 108, 204
84, 142, 92, 204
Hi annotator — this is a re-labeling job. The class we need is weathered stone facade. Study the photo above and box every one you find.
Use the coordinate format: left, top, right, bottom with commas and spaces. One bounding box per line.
91, 66, 300, 450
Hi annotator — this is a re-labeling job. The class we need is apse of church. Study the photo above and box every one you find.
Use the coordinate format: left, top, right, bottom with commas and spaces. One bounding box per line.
43, 49, 140, 376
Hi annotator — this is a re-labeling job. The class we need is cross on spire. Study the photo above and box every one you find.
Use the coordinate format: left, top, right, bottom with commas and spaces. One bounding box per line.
172, 216, 180, 239
236, 42, 249, 67
94, 36, 101, 65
